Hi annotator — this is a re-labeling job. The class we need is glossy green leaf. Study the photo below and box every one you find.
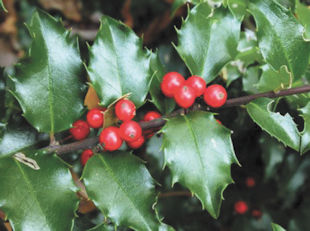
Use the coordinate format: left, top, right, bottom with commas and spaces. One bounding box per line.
161, 111, 239, 218
11, 10, 84, 133
175, 3, 241, 83
149, 52, 175, 114
242, 66, 260, 94
0, 126, 37, 158
299, 102, 310, 154
236, 30, 263, 66
222, 62, 241, 87
274, 0, 295, 10
248, 0, 310, 79
246, 98, 300, 151
0, 0, 7, 12
0, 151, 78, 231
257, 64, 292, 92
87, 15, 152, 108
227, 0, 248, 20
296, 0, 310, 40
272, 223, 286, 231
82, 152, 163, 231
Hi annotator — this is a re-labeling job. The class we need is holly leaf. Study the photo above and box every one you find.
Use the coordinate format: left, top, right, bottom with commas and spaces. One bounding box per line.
295, 0, 310, 40
248, 0, 310, 79
227, 0, 248, 20
0, 125, 38, 158
149, 52, 175, 114
82, 152, 163, 231
161, 111, 239, 218
87, 15, 152, 108
246, 98, 300, 151
0, 0, 7, 12
175, 3, 241, 83
257, 64, 292, 92
10, 10, 85, 133
299, 102, 310, 154
0, 151, 78, 231
272, 223, 286, 231
242, 66, 260, 94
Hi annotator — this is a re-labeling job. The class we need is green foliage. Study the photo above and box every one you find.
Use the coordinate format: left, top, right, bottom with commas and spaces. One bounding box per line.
10, 10, 85, 133
161, 111, 239, 218
272, 223, 286, 231
0, 0, 7, 12
2, 1, 310, 230
299, 103, 310, 154
296, 0, 310, 40
0, 151, 78, 231
246, 98, 300, 151
87, 16, 152, 108
175, 3, 241, 83
248, 0, 310, 79
82, 152, 163, 231
0, 126, 37, 158
257, 65, 291, 92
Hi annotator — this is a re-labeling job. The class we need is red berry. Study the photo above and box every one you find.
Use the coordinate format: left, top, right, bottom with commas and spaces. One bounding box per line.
246, 177, 256, 188
87, 108, 104, 128
186, 75, 206, 97
252, 209, 262, 219
216, 119, 222, 125
161, 72, 185, 98
99, 126, 123, 151
174, 85, 196, 108
120, 121, 142, 142
144, 111, 161, 121
70, 120, 90, 140
81, 149, 94, 166
203, 84, 227, 108
127, 136, 145, 149
115, 99, 136, 121
234, 201, 248, 214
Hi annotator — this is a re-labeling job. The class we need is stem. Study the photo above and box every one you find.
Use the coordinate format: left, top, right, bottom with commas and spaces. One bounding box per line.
43, 85, 310, 155
159, 191, 192, 198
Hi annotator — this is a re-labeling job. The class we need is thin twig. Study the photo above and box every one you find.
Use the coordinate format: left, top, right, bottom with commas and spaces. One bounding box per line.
159, 191, 192, 198
43, 85, 310, 155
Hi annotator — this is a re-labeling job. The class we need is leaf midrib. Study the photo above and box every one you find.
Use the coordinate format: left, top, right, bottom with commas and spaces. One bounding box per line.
98, 155, 153, 230
250, 1, 294, 75
15, 160, 49, 229
183, 115, 214, 211
103, 20, 123, 97
37, 15, 55, 132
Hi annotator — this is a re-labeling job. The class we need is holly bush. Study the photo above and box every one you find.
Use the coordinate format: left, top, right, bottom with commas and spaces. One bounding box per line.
0, 0, 310, 230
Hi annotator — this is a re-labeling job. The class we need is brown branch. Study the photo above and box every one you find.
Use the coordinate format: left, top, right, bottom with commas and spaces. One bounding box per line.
159, 191, 192, 198
44, 85, 310, 155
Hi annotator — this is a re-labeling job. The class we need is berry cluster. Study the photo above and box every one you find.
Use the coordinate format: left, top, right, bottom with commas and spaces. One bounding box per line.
69, 108, 106, 165
99, 99, 142, 153
160, 72, 227, 109
69, 98, 162, 166
70, 108, 105, 141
